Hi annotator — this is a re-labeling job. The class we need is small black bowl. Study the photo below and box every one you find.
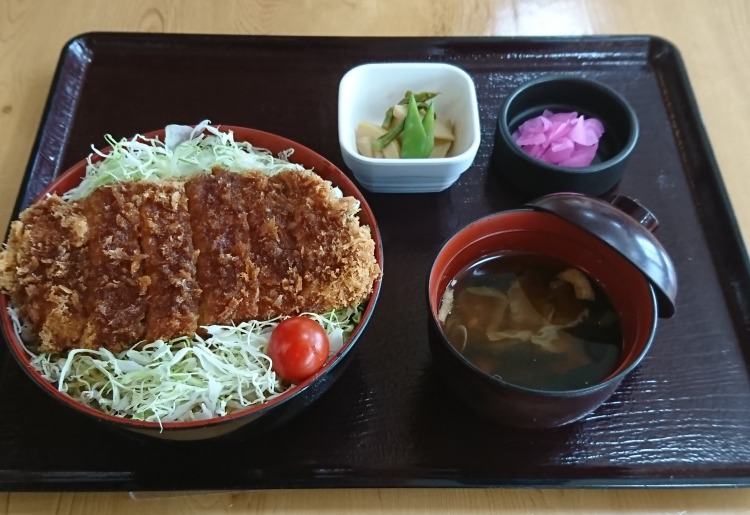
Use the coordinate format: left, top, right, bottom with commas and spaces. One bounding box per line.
492, 75, 639, 197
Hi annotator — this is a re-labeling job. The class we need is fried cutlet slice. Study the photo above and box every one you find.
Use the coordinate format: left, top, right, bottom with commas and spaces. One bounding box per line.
0, 195, 89, 353
223, 169, 278, 317
138, 181, 201, 341
250, 170, 301, 319
259, 170, 381, 317
79, 183, 149, 352
0, 225, 20, 296
185, 172, 259, 325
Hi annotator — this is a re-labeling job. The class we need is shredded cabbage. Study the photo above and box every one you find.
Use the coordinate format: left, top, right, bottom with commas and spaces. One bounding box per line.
62, 120, 306, 201
10, 305, 363, 425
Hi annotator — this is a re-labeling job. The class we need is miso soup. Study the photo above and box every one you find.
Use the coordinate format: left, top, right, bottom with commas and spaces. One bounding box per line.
438, 252, 622, 391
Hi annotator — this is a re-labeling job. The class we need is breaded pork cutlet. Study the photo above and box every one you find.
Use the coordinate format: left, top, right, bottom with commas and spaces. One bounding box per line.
0, 168, 381, 354
255, 170, 380, 318
0, 195, 89, 353
79, 183, 149, 352
138, 181, 201, 341
250, 169, 301, 318
185, 172, 260, 326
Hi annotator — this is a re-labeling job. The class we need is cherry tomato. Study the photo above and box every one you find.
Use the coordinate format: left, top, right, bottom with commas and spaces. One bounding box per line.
267, 317, 330, 384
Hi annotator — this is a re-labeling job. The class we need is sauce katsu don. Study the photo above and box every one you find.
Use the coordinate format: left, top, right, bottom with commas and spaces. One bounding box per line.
0, 123, 382, 423
0, 168, 380, 354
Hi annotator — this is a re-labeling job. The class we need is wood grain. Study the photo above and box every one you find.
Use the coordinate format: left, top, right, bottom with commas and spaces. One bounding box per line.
5, 488, 750, 514
1, 0, 750, 513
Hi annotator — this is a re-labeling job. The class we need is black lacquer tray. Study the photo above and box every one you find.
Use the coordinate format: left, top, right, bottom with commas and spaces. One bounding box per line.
2, 33, 750, 491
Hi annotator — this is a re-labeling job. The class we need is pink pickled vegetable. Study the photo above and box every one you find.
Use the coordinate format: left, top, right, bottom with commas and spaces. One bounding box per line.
512, 110, 604, 167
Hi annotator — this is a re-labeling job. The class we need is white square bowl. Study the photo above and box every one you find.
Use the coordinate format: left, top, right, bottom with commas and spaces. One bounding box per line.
338, 63, 481, 193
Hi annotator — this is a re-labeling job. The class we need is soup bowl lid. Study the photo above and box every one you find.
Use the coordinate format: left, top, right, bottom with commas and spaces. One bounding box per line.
526, 192, 677, 318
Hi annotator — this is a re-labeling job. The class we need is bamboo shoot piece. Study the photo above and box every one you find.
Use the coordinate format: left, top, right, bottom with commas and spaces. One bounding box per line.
357, 136, 374, 158
434, 117, 455, 141
430, 139, 453, 158
356, 122, 401, 159
392, 104, 408, 122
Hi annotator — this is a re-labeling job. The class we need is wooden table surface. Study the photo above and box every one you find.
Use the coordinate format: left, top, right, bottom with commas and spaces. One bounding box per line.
1, 0, 749, 513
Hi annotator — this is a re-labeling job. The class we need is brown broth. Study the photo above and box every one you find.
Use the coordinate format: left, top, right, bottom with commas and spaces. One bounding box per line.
440, 252, 622, 391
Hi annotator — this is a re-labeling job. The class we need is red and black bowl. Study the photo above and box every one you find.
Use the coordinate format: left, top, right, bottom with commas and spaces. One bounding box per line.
427, 193, 676, 428
0, 126, 383, 441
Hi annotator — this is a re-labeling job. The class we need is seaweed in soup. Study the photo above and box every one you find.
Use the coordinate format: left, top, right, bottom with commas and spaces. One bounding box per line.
439, 252, 622, 391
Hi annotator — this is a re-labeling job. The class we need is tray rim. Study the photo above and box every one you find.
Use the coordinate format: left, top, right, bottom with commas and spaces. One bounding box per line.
3, 32, 750, 492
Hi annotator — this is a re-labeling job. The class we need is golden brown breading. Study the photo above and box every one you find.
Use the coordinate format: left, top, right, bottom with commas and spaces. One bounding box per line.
0, 169, 381, 354
0, 223, 22, 303
79, 183, 148, 352
138, 181, 201, 341
261, 170, 380, 317
0, 195, 89, 353
185, 172, 259, 325
251, 170, 301, 318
